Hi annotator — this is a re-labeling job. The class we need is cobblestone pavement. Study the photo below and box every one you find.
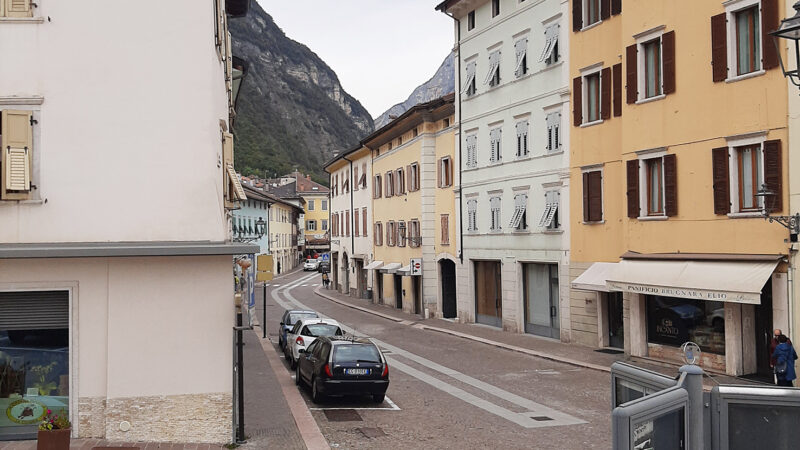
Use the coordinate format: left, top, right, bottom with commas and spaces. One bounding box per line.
261, 270, 613, 449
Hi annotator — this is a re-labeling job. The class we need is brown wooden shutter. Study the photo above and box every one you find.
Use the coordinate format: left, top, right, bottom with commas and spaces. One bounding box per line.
712, 147, 730, 214
613, 63, 622, 117
626, 44, 638, 104
662, 31, 676, 95
711, 13, 728, 82
601, 67, 611, 120
588, 171, 603, 222
664, 154, 678, 217
582, 172, 590, 221
764, 139, 782, 213
406, 164, 412, 191
611, 0, 621, 15
415, 163, 421, 190
573, 76, 583, 126
437, 158, 442, 188
448, 158, 454, 187
762, 0, 779, 70
362, 208, 368, 237
626, 160, 639, 218
573, 0, 582, 32
601, 0, 610, 20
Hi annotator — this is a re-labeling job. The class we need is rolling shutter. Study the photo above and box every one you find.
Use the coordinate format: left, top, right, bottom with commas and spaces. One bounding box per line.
762, 0, 779, 70
711, 13, 728, 82
712, 147, 730, 214
626, 160, 639, 218
0, 291, 69, 330
573, 0, 583, 32
626, 44, 638, 104
664, 154, 678, 217
662, 31, 676, 94
573, 77, 582, 126
601, 67, 611, 120
764, 140, 782, 213
613, 63, 622, 117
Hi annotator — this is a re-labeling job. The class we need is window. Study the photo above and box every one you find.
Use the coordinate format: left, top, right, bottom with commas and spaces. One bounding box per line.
397, 221, 407, 247
397, 136, 403, 146
485, 50, 501, 87
490, 196, 502, 231
443, 118, 451, 128
462, 61, 477, 96
585, 0, 601, 27
396, 167, 406, 194
409, 163, 420, 191
322, 219, 328, 231
647, 296, 726, 354
440, 215, 450, 245
308, 200, 315, 211
360, 163, 367, 188
354, 208, 360, 236
539, 24, 560, 65
409, 220, 421, 248
645, 158, 664, 215
516, 120, 529, 157
374, 174, 382, 198
362, 207, 367, 237
735, 6, 761, 75
539, 191, 560, 229
468, 10, 475, 30
713, 137, 780, 216
466, 134, 478, 168
387, 221, 396, 246
736, 145, 763, 212
489, 127, 502, 163
643, 38, 662, 98
321, 199, 328, 210
492, 0, 500, 17
385, 171, 394, 196
467, 199, 478, 232
582, 170, 603, 222
1, 0, 33, 18
413, 127, 418, 138
439, 156, 453, 187
585, 72, 600, 123
375, 222, 383, 246
342, 171, 350, 193
307, 220, 317, 231
514, 38, 528, 77
332, 174, 338, 196
510, 194, 528, 230
546, 112, 561, 152
353, 166, 359, 191
0, 109, 35, 201
345, 210, 350, 237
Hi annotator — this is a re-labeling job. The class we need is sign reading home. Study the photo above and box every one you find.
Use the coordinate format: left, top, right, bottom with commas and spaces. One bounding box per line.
606, 281, 759, 304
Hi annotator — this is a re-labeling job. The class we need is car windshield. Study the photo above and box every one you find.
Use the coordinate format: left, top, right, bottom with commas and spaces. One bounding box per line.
333, 344, 381, 363
288, 312, 316, 325
305, 324, 342, 337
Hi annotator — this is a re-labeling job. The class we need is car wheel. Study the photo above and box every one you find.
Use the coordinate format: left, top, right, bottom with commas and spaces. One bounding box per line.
372, 394, 385, 404
295, 364, 302, 386
312, 378, 325, 403
289, 353, 297, 370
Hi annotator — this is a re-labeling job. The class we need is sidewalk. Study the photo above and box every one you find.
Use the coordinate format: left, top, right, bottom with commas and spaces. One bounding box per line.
314, 286, 763, 388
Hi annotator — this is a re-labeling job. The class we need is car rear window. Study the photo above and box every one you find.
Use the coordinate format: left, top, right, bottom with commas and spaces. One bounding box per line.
288, 312, 317, 325
305, 324, 342, 337
333, 344, 381, 363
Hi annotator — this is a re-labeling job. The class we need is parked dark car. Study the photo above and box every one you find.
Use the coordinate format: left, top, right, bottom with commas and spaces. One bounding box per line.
295, 336, 389, 403
278, 310, 318, 350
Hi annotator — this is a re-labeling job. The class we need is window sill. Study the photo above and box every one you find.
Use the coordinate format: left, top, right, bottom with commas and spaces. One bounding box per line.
635, 94, 666, 105
512, 229, 531, 234
489, 229, 503, 234
580, 119, 604, 128
727, 211, 765, 219
581, 21, 603, 32
725, 69, 765, 84
581, 220, 606, 225
535, 60, 565, 75
637, 215, 668, 221
515, 154, 532, 161
541, 229, 564, 234
0, 17, 44, 24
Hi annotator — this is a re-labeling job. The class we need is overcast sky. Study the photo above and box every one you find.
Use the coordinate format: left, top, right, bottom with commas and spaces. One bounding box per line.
257, 0, 454, 119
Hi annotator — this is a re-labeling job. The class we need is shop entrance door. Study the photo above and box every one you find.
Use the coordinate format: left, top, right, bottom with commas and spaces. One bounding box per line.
394, 275, 403, 309
523, 263, 560, 339
607, 292, 624, 349
356, 261, 366, 298
755, 281, 774, 379
440, 260, 457, 318
475, 261, 502, 327
412, 276, 422, 315
376, 273, 383, 305
342, 254, 350, 295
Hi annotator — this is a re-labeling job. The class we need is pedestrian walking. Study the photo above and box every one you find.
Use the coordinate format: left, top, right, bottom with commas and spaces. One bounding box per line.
322, 272, 330, 289
772, 334, 798, 387
770, 329, 792, 384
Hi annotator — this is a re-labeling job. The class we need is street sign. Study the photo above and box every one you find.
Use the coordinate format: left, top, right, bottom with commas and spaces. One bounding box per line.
410, 258, 422, 276
321, 253, 330, 261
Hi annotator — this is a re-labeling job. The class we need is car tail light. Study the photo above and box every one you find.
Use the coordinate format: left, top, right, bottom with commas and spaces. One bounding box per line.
295, 336, 304, 346
381, 362, 389, 378
324, 364, 333, 377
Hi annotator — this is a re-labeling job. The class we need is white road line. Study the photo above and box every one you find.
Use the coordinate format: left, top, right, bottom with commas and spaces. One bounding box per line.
308, 395, 401, 411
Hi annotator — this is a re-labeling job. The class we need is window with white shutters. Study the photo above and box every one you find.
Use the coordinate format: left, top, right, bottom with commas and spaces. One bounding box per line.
1, 0, 33, 18
514, 38, 528, 77
490, 196, 502, 231
1, 109, 34, 201
466, 134, 478, 168
467, 199, 478, 232
539, 23, 560, 65
489, 127, 502, 163
539, 190, 560, 229
515, 120, 529, 157
509, 194, 528, 230
485, 50, 501, 87
546, 112, 561, 152
462, 61, 477, 96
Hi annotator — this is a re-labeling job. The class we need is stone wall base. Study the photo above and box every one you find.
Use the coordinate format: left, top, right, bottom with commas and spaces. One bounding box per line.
78, 392, 231, 444
647, 343, 726, 372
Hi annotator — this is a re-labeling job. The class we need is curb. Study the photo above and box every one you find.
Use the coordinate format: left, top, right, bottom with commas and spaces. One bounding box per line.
314, 287, 611, 374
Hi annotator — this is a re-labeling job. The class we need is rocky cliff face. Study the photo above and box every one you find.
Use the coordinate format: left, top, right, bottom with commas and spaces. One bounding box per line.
374, 52, 455, 129
229, 3, 373, 184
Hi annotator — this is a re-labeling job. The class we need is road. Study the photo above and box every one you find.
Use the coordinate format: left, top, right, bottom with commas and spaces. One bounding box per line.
255, 270, 612, 449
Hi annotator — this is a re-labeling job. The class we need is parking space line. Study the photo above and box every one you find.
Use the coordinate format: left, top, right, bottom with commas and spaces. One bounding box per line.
308, 395, 401, 411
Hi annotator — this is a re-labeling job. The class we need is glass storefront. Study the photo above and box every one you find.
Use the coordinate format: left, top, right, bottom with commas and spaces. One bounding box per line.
646, 295, 725, 354
0, 291, 69, 440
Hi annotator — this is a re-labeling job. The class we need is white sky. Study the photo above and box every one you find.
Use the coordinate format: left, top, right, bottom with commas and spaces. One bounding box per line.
257, 0, 454, 119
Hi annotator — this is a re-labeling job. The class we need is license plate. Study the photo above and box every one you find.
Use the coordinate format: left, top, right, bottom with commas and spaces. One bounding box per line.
345, 368, 370, 375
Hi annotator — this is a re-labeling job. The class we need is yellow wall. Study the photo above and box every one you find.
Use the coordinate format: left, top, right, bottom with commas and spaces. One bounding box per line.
434, 122, 457, 257
269, 202, 297, 273
570, 0, 789, 263
301, 193, 329, 234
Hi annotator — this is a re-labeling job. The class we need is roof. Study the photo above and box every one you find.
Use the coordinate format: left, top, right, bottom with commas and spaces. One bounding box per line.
620, 251, 785, 262
323, 144, 365, 172
242, 184, 274, 203
0, 241, 260, 259
290, 171, 330, 194
361, 93, 455, 149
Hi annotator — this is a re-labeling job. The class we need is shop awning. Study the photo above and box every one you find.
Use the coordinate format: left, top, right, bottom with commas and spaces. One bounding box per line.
396, 265, 412, 276
606, 259, 779, 304
380, 262, 402, 273
364, 260, 383, 270
571, 262, 619, 292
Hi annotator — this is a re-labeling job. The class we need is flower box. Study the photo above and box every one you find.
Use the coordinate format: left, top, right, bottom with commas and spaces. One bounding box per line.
36, 428, 71, 450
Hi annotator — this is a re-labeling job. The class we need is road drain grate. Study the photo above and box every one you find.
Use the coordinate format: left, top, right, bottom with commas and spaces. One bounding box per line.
324, 409, 363, 422
358, 427, 387, 438
531, 416, 554, 421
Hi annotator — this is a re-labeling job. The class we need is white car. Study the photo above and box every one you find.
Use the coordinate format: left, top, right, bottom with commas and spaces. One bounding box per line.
303, 259, 320, 271
284, 318, 344, 368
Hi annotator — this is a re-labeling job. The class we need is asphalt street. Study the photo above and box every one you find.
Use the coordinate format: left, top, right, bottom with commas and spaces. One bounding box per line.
255, 270, 612, 449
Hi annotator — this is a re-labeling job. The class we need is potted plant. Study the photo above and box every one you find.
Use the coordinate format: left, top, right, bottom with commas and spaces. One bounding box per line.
37, 408, 71, 450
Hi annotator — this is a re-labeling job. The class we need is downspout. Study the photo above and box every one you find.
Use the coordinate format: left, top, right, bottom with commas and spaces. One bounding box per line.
439, 7, 463, 263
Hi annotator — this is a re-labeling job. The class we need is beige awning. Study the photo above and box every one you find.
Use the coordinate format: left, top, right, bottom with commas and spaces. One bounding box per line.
364, 260, 383, 270
379, 262, 402, 273
571, 262, 618, 292
606, 259, 779, 304
396, 265, 412, 276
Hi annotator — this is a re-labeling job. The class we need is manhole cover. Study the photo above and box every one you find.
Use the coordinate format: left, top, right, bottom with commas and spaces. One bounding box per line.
324, 409, 363, 422
358, 427, 386, 438
531, 416, 554, 421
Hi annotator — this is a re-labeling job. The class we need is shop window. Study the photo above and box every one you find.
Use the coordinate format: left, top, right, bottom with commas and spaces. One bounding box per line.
646, 296, 725, 354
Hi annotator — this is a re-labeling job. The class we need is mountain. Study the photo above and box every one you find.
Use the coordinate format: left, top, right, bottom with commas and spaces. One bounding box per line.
228, 2, 374, 185
374, 52, 455, 129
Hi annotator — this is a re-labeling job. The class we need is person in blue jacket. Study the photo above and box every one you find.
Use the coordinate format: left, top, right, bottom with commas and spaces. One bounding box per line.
771, 334, 798, 387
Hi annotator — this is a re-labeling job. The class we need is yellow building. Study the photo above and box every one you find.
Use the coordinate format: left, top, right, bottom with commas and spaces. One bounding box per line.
293, 173, 331, 256
569, 0, 789, 376
365, 95, 457, 317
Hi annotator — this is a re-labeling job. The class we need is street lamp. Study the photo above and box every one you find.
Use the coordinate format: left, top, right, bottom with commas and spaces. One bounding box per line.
771, 1, 800, 88
756, 184, 800, 242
